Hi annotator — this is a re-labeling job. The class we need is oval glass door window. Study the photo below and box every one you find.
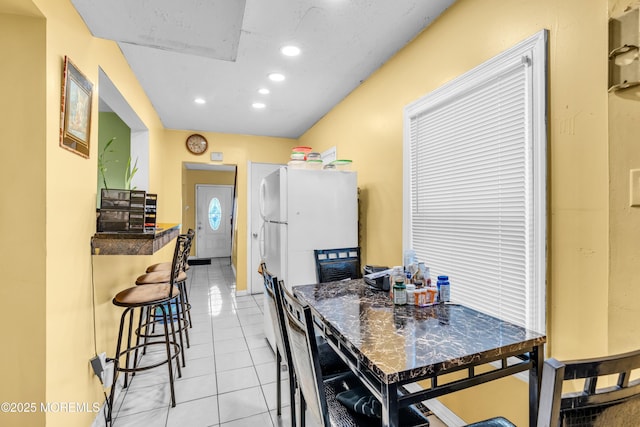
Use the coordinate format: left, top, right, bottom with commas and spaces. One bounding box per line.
208, 197, 222, 230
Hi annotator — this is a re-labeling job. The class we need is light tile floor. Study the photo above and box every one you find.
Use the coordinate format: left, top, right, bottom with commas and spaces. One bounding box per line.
100, 258, 307, 427
99, 258, 446, 427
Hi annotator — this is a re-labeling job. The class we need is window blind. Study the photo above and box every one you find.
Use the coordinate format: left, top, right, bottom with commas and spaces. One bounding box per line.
404, 31, 547, 333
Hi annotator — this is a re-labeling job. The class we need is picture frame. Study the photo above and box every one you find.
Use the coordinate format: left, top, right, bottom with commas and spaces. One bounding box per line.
59, 56, 93, 158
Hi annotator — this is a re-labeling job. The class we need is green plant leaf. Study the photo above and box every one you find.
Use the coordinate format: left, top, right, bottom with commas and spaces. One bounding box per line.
125, 156, 139, 190
98, 137, 117, 189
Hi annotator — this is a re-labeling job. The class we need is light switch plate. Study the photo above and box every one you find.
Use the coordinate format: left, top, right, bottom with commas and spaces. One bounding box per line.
630, 169, 640, 206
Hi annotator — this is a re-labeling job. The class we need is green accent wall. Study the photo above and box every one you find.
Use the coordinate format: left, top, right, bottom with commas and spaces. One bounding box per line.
97, 112, 131, 199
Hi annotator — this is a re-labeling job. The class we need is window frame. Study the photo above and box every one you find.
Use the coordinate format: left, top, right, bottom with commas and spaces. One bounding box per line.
402, 30, 548, 333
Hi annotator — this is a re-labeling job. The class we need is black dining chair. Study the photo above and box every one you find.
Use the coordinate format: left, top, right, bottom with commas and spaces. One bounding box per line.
314, 247, 362, 283
466, 347, 640, 426
261, 263, 297, 426
261, 262, 351, 424
278, 280, 430, 427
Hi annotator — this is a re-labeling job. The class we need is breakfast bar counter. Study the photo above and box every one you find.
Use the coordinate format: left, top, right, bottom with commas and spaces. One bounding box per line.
91, 223, 181, 255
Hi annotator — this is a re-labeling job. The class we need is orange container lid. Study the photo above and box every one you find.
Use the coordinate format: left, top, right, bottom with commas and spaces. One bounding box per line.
292, 146, 312, 153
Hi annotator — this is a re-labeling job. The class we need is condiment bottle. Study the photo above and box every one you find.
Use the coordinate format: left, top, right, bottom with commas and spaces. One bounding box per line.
390, 266, 404, 299
393, 281, 407, 305
426, 287, 438, 305
437, 275, 450, 303
405, 283, 416, 305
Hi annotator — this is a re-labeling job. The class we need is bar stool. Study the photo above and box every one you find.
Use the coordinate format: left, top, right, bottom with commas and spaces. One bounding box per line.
107, 235, 187, 424
135, 233, 192, 367
146, 229, 194, 273
139, 229, 194, 340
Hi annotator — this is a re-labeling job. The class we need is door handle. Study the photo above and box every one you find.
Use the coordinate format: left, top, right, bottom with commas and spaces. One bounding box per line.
252, 232, 258, 238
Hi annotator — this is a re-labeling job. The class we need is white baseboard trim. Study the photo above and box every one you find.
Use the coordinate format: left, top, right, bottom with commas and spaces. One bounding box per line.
403, 382, 466, 427
235, 289, 249, 296
425, 398, 466, 427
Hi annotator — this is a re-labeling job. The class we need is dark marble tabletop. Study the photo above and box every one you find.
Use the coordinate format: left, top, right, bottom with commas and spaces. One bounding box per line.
294, 279, 546, 384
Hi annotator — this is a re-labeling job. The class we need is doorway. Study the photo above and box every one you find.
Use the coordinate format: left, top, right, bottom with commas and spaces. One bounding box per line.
182, 163, 237, 262
195, 184, 233, 258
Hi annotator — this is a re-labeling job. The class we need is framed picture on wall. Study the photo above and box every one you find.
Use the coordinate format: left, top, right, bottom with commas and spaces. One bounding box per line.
59, 56, 93, 158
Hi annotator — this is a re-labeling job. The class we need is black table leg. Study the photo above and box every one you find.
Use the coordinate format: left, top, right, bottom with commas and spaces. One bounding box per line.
382, 382, 399, 427
529, 343, 544, 426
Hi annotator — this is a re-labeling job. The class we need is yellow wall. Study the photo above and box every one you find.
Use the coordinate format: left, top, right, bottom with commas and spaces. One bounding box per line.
0, 1, 293, 424
0, 10, 47, 427
608, 0, 640, 355
299, 0, 612, 423
4, 0, 638, 425
34, 0, 171, 426
162, 130, 294, 292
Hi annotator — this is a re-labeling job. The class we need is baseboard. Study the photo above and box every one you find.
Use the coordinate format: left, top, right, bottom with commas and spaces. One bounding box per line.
187, 258, 211, 266
424, 398, 466, 427
235, 289, 249, 297
403, 382, 466, 427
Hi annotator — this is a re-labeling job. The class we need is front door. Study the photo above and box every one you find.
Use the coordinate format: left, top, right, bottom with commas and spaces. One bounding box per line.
195, 184, 233, 258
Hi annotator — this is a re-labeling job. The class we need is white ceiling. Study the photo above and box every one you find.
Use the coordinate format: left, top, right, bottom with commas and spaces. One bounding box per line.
71, 0, 456, 139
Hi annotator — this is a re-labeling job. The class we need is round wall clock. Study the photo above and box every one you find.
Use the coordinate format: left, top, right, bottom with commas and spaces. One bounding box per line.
185, 134, 208, 155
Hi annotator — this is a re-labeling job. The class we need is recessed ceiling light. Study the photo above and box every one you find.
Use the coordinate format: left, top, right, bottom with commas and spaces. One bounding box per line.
258, 88, 270, 95
268, 73, 285, 82
252, 102, 266, 109
194, 97, 206, 104
281, 45, 301, 57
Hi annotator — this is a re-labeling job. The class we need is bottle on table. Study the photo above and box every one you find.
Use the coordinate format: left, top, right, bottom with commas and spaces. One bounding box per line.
393, 281, 407, 305
390, 266, 405, 300
437, 275, 450, 303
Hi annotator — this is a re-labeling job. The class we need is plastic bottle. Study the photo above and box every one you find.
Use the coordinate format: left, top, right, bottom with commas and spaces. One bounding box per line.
423, 266, 432, 287
437, 275, 450, 303
403, 249, 416, 271
390, 266, 405, 299
405, 283, 416, 305
393, 281, 407, 305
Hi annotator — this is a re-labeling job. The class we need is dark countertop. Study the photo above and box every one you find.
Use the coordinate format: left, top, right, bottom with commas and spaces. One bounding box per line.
92, 223, 181, 255
294, 279, 546, 384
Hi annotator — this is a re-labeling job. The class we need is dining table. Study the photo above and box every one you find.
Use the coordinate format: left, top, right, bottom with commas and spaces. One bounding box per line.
293, 279, 547, 427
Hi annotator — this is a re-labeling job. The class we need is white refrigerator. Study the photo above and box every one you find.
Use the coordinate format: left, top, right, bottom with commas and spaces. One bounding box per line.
259, 167, 358, 348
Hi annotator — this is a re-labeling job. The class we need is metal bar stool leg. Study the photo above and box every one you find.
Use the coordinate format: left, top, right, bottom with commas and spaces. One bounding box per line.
131, 306, 146, 375
178, 281, 190, 348
107, 306, 131, 424
157, 304, 177, 407
276, 350, 282, 416
123, 308, 135, 389
183, 278, 193, 329
166, 300, 184, 373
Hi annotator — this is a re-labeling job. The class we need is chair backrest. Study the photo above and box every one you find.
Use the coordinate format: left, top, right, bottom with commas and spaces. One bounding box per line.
537, 348, 640, 427
279, 282, 330, 427
314, 247, 362, 283
181, 228, 195, 269
261, 263, 291, 363
169, 234, 190, 294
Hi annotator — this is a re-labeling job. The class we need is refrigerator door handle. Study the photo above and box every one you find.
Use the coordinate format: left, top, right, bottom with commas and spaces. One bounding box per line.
259, 222, 266, 259
259, 179, 267, 220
